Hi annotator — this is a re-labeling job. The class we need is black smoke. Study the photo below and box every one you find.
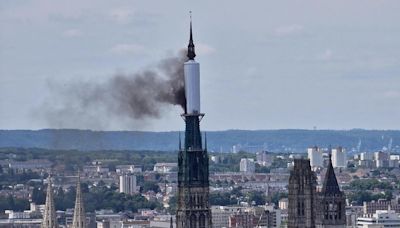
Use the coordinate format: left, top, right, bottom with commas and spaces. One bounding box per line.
41, 51, 187, 129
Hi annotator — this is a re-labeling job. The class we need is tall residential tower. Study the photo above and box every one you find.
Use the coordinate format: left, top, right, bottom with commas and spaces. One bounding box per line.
176, 18, 212, 228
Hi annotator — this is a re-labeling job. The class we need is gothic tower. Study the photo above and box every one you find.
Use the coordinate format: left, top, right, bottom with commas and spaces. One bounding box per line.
72, 172, 86, 228
41, 177, 58, 228
176, 17, 212, 228
316, 155, 346, 228
288, 159, 317, 228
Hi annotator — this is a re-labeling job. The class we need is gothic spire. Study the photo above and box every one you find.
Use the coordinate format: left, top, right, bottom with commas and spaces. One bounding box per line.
187, 11, 196, 60
72, 171, 86, 228
179, 132, 182, 150
41, 176, 58, 228
322, 153, 341, 195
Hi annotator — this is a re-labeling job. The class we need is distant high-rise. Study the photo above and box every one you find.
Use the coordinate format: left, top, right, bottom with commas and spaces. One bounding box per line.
288, 159, 317, 228
256, 151, 273, 167
119, 174, 137, 195
240, 158, 255, 173
72, 173, 86, 228
176, 17, 212, 228
331, 147, 347, 168
316, 155, 346, 228
41, 177, 58, 228
308, 146, 323, 168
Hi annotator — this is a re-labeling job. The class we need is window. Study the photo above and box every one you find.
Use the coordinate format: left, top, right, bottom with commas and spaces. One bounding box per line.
199, 214, 206, 228
190, 214, 197, 228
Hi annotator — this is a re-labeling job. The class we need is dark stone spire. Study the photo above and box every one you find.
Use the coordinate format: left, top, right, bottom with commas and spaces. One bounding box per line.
187, 12, 196, 60
178, 132, 182, 150
322, 154, 341, 195
204, 132, 207, 151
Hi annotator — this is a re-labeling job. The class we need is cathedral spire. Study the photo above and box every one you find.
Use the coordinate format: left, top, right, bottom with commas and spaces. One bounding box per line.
41, 176, 58, 228
187, 11, 196, 60
204, 132, 207, 151
179, 132, 182, 150
322, 153, 341, 195
72, 171, 86, 228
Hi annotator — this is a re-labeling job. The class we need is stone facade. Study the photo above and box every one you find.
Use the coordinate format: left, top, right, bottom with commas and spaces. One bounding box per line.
288, 159, 317, 228
72, 174, 86, 228
288, 156, 346, 228
176, 115, 212, 228
176, 24, 211, 228
316, 155, 346, 228
41, 177, 58, 228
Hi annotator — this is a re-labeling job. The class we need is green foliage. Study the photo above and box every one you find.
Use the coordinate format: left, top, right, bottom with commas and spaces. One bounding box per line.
31, 186, 46, 204
0, 196, 29, 212
347, 179, 393, 191
209, 152, 256, 173
270, 158, 287, 169
210, 192, 238, 206
0, 170, 40, 186
167, 195, 177, 214
246, 191, 266, 205
347, 190, 391, 205
255, 163, 270, 173
29, 183, 161, 213
0, 148, 178, 172
268, 192, 288, 205
142, 181, 161, 193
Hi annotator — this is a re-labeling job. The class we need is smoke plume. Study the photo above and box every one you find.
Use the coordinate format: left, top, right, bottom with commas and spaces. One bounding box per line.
41, 51, 187, 129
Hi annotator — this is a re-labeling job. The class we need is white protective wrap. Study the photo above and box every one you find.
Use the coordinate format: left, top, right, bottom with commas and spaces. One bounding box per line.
184, 60, 200, 114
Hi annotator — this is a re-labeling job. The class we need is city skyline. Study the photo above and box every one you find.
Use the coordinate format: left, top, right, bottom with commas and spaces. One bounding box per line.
1, 0, 400, 131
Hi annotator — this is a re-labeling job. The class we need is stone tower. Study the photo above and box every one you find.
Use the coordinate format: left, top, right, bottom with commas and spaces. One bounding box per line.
41, 177, 58, 228
316, 155, 346, 228
72, 172, 86, 228
176, 17, 212, 228
288, 159, 317, 228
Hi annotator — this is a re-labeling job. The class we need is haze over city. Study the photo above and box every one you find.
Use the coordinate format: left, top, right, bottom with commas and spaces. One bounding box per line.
1, 0, 400, 131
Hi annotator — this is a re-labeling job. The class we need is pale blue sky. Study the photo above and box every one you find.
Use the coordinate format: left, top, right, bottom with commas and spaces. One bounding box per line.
1, 0, 400, 131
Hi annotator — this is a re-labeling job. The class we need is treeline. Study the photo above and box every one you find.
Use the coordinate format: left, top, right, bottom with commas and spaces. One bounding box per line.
0, 148, 261, 173
0, 169, 41, 187
0, 196, 29, 212
31, 182, 161, 213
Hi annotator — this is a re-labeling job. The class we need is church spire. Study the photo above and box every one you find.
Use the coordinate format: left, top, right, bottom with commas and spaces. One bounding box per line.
72, 171, 86, 228
41, 176, 58, 228
179, 132, 182, 150
204, 132, 207, 151
322, 153, 341, 195
187, 11, 196, 60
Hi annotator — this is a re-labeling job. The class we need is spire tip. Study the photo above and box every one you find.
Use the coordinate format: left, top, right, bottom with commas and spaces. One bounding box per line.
187, 11, 196, 60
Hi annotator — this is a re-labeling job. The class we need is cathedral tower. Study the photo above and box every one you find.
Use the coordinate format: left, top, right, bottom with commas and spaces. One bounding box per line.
288, 159, 317, 228
316, 155, 346, 228
176, 16, 212, 228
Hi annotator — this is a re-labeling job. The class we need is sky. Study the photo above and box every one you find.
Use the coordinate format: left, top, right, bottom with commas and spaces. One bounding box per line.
1, 0, 400, 131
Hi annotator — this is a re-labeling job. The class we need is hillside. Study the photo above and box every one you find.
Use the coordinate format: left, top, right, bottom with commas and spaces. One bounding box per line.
1, 129, 399, 153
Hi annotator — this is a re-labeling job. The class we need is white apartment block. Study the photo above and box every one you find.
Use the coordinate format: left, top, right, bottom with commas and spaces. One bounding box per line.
240, 158, 255, 173
119, 174, 138, 195
332, 146, 347, 168
307, 146, 323, 167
